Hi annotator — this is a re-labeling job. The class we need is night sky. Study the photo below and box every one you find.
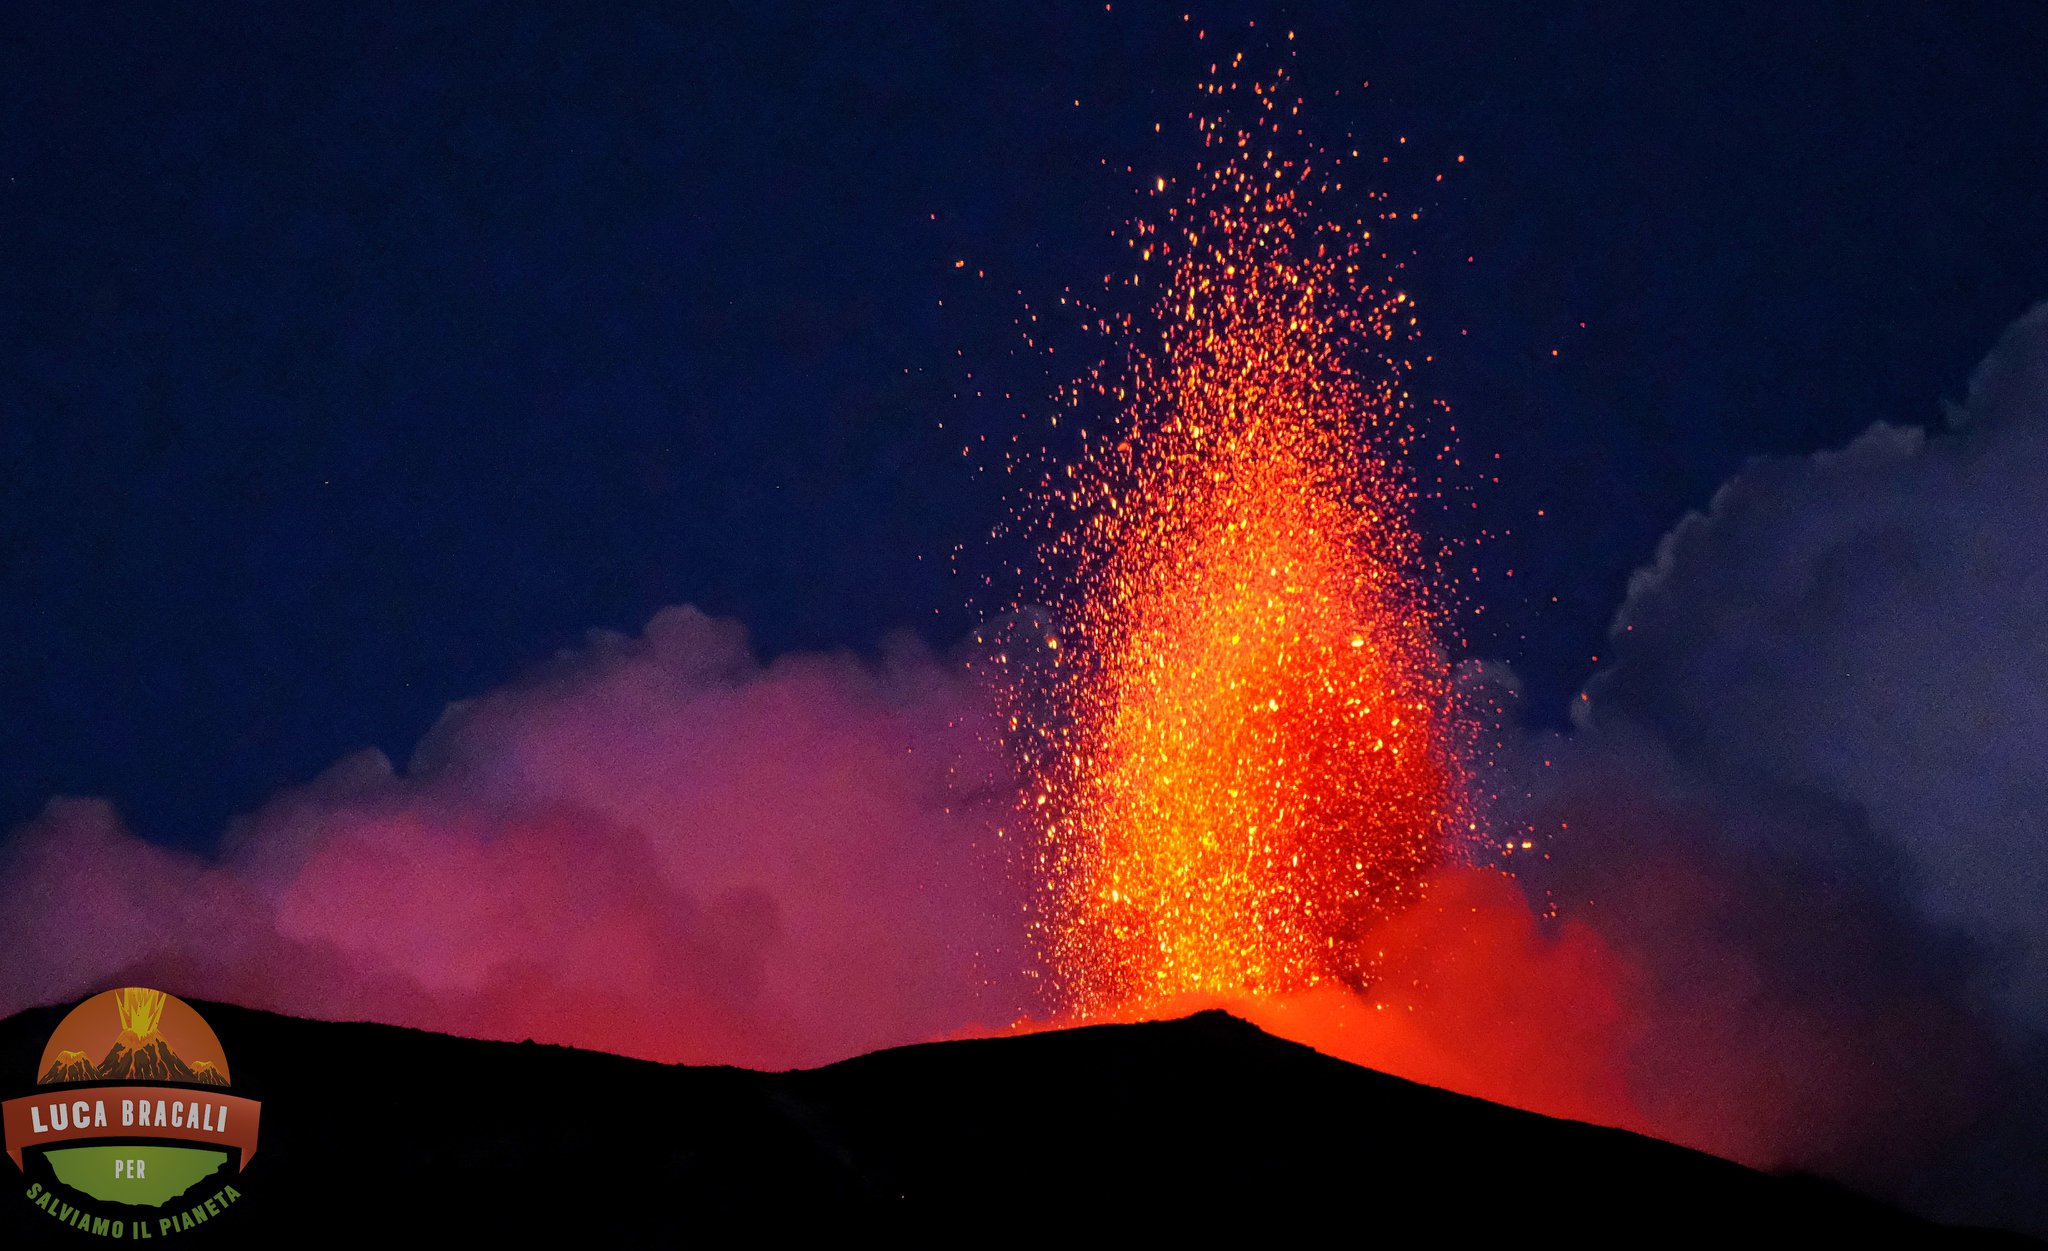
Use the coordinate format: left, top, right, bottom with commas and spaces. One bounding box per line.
7, 1, 2047, 851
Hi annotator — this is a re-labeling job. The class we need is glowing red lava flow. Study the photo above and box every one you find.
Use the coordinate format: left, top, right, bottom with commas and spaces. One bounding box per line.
1006, 70, 1479, 1020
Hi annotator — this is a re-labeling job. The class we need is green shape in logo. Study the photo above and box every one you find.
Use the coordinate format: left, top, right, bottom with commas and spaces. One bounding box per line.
45, 1145, 227, 1207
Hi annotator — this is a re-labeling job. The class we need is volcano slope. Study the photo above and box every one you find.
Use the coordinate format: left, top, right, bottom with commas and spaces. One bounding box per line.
0, 1001, 2024, 1244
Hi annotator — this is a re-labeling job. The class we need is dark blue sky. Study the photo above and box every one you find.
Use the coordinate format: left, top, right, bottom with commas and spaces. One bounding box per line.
6, 2, 2045, 849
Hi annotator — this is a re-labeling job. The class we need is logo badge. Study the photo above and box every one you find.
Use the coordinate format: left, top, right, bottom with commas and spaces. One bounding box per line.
4, 988, 260, 1239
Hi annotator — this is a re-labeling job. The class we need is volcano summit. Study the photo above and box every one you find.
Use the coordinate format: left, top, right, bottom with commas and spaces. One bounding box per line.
0, 998, 2021, 1244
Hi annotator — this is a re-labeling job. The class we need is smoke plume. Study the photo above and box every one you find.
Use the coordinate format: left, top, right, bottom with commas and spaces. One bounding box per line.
0, 608, 1028, 1068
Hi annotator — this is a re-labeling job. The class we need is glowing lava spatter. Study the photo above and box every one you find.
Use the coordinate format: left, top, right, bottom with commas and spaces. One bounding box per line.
1007, 65, 1478, 1019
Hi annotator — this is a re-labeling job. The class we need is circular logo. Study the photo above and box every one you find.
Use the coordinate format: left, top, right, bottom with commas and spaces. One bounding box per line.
5, 988, 261, 1239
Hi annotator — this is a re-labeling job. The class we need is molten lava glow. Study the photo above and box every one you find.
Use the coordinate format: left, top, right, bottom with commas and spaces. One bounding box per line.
1011, 69, 1476, 1018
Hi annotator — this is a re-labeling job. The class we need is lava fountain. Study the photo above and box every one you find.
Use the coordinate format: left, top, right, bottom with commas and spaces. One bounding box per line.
1011, 71, 1479, 1019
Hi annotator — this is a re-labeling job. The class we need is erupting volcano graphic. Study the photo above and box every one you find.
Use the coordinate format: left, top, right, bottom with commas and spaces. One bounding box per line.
96, 987, 193, 1081
1006, 69, 1478, 1018
37, 988, 230, 1086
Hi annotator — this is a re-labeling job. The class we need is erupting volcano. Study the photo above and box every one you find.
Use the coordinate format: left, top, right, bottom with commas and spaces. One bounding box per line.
1009, 70, 1477, 1018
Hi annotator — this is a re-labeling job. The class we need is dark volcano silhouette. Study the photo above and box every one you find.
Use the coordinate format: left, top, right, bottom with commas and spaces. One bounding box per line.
95, 1029, 197, 1081
0, 1001, 2033, 1245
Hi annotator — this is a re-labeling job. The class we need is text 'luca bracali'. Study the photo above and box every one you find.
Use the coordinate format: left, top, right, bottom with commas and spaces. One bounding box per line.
3, 988, 262, 1239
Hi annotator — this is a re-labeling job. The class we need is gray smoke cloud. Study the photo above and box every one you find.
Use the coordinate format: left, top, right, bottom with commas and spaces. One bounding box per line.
1491, 301, 2048, 1232
1581, 300, 2048, 1028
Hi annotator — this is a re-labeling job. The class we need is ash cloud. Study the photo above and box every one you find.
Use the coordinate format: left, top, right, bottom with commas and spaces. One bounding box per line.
0, 607, 1029, 1069
1491, 300, 2048, 1230
1579, 300, 2048, 1028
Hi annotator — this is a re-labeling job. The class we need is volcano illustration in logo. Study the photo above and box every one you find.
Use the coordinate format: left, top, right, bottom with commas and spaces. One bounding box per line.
5, 987, 261, 1236
38, 989, 230, 1087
